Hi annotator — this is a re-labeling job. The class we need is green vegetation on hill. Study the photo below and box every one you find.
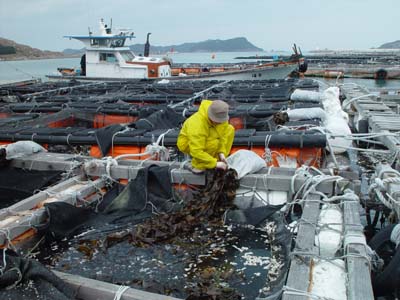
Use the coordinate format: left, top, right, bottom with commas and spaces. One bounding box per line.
0, 46, 16, 55
0, 37, 65, 60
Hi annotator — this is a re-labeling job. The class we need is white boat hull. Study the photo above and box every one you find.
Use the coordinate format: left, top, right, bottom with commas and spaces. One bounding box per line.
47, 63, 298, 82
179, 64, 298, 81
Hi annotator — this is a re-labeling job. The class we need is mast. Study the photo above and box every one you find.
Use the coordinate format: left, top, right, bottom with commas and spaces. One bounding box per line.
144, 33, 151, 57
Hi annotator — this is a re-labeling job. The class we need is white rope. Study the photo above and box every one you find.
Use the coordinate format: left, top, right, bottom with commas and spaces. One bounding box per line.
369, 174, 400, 209
111, 127, 131, 156
390, 224, 400, 248
342, 93, 377, 111
283, 286, 337, 300
378, 168, 400, 179
329, 144, 392, 154
263, 134, 273, 164
102, 156, 119, 183
312, 78, 331, 89
182, 107, 188, 118
115, 129, 172, 161
113, 285, 129, 300
290, 165, 344, 202
0, 248, 6, 276
169, 80, 231, 109
114, 150, 152, 160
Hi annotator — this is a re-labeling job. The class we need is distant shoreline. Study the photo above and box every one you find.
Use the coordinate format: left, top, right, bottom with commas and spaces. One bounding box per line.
0, 54, 78, 62
0, 51, 268, 62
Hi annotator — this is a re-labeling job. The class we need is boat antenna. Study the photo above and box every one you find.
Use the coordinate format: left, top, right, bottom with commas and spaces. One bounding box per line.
110, 18, 112, 32
88, 27, 92, 35
293, 43, 298, 55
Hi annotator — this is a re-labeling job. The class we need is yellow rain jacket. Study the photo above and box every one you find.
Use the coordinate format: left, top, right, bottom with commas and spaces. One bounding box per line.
177, 100, 235, 170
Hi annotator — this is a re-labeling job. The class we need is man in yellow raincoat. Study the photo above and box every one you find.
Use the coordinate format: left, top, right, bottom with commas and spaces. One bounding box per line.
177, 100, 235, 172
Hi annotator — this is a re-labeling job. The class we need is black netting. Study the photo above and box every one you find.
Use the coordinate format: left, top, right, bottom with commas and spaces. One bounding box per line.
0, 250, 75, 300
0, 167, 62, 208
33, 168, 290, 300
94, 124, 125, 156
131, 106, 184, 130
40, 165, 177, 242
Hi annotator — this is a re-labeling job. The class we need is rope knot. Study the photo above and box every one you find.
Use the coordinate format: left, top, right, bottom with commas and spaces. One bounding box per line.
374, 177, 386, 191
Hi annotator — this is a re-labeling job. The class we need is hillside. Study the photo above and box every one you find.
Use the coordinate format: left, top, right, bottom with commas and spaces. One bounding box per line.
378, 40, 400, 49
130, 37, 263, 54
0, 36, 262, 60
0, 37, 65, 60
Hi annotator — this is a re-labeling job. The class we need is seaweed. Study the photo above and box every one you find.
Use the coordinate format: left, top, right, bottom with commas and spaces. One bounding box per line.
49, 169, 282, 299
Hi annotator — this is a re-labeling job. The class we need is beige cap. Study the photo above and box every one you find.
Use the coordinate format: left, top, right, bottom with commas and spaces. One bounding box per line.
208, 100, 229, 123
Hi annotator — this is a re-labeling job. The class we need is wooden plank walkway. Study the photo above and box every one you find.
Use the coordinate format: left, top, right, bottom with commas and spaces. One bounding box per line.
282, 194, 320, 300
10, 152, 357, 195
343, 192, 374, 300
341, 85, 393, 117
53, 270, 183, 300
283, 190, 374, 300
341, 84, 400, 216
341, 85, 399, 149
0, 176, 106, 247
342, 84, 400, 156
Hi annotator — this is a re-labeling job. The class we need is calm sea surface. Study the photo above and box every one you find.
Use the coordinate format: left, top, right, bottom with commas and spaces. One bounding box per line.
1, 52, 400, 90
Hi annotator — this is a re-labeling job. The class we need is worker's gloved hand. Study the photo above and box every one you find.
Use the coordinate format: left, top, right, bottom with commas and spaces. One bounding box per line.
218, 153, 227, 164
273, 112, 289, 125
216, 161, 228, 170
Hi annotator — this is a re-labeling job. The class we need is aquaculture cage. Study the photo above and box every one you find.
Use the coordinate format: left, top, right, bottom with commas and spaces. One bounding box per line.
0, 78, 326, 170
1, 78, 391, 300
0, 152, 297, 300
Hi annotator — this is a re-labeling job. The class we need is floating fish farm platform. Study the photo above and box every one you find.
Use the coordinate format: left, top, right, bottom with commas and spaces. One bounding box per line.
235, 52, 400, 80
0, 78, 399, 300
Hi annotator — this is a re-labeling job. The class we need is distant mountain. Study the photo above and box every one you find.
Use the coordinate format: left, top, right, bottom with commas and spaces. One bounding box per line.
130, 37, 263, 54
62, 48, 85, 56
378, 40, 400, 49
0, 37, 65, 60
0, 36, 262, 61
61, 37, 263, 56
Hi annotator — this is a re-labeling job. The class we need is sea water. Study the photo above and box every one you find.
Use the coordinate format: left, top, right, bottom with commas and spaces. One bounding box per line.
1, 52, 400, 90
0, 52, 263, 84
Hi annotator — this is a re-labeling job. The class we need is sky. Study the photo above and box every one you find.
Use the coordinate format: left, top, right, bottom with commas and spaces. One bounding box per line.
0, 0, 399, 52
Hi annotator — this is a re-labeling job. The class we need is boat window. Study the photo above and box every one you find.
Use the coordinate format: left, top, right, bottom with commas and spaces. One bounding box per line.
111, 39, 125, 47
99, 39, 108, 47
120, 51, 134, 62
99, 53, 118, 63
90, 39, 99, 46
91, 39, 108, 47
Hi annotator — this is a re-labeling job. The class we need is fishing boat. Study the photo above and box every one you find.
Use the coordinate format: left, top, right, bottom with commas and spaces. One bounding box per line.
47, 19, 307, 81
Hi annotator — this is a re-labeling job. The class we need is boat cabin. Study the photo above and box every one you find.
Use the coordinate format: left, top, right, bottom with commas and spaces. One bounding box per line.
65, 19, 171, 79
